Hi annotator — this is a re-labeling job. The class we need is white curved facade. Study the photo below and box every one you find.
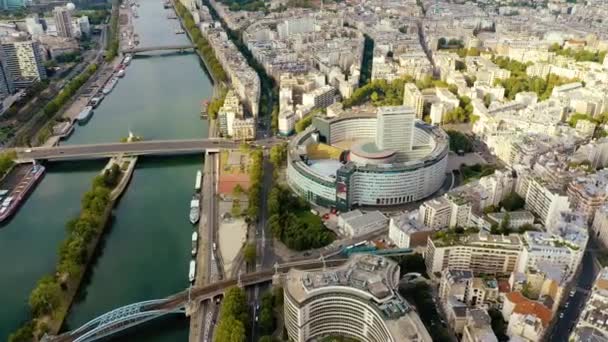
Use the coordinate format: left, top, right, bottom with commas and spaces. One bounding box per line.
283, 254, 431, 342
287, 109, 449, 211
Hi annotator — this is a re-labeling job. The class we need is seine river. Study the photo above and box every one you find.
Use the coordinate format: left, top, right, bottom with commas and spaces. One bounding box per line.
0, 0, 213, 340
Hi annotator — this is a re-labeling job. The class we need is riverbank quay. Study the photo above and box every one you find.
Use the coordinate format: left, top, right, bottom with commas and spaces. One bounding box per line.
173, 0, 227, 131
8, 156, 136, 342
38, 0, 129, 148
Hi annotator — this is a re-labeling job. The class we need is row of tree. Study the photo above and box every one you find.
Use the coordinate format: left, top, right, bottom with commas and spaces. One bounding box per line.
269, 143, 287, 168
105, 0, 121, 61
207, 87, 227, 121
446, 130, 473, 153
258, 287, 283, 340
10, 166, 120, 342
214, 287, 249, 342
43, 63, 99, 118
0, 150, 16, 179
492, 56, 578, 100
175, 1, 228, 83
267, 185, 334, 251
549, 43, 607, 63
246, 148, 264, 221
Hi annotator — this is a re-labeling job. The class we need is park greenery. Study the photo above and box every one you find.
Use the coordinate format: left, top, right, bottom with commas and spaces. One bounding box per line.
446, 130, 473, 153
437, 37, 464, 49
258, 287, 283, 338
243, 242, 256, 264
549, 43, 607, 63
105, 0, 121, 61
492, 56, 578, 100
246, 148, 264, 221
218, 0, 267, 12
43, 63, 98, 118
499, 191, 525, 211
399, 282, 451, 341
460, 163, 496, 182
214, 287, 249, 342
175, 1, 228, 83
55, 52, 82, 64
0, 150, 16, 178
269, 142, 287, 168
75, 9, 110, 25
441, 95, 476, 123
568, 112, 608, 127
9, 165, 121, 342
268, 185, 334, 251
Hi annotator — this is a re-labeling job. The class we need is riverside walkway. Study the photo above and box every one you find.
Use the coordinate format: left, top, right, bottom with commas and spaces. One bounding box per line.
16, 139, 239, 161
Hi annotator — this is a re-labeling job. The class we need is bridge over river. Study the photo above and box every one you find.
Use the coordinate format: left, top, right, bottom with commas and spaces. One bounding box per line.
121, 44, 196, 54
16, 139, 239, 161
43, 258, 347, 342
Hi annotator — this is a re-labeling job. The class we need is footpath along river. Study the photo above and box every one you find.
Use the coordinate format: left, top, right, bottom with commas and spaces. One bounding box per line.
0, 0, 213, 340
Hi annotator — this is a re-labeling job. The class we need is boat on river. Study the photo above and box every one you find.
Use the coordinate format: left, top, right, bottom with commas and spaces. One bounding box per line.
76, 106, 94, 124
103, 77, 118, 95
191, 232, 198, 256
0, 164, 45, 223
195, 170, 202, 192
189, 193, 200, 224
189, 260, 196, 283
89, 95, 104, 108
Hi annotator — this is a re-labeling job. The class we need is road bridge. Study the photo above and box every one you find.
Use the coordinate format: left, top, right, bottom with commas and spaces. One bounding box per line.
121, 44, 195, 54
43, 258, 347, 342
16, 139, 239, 161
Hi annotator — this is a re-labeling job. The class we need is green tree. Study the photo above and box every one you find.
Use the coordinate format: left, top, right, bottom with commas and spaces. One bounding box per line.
269, 143, 287, 167
233, 184, 245, 196
244, 242, 256, 264
8, 321, 35, 342
231, 199, 242, 217
29, 276, 62, 316
500, 192, 525, 211
214, 316, 245, 342
220, 287, 249, 324
500, 213, 511, 232
0, 150, 16, 176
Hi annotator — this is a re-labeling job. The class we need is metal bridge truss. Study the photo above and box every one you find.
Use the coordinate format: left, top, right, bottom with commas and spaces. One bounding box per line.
68, 299, 185, 342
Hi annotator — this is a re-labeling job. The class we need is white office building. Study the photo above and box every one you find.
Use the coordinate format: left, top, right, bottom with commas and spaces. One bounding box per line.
284, 254, 432, 342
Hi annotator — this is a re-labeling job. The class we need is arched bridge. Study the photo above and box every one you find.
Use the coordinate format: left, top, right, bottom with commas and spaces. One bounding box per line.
122, 44, 195, 54
16, 139, 239, 161
44, 258, 347, 342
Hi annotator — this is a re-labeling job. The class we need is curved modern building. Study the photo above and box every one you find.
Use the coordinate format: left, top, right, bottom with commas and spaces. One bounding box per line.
287, 105, 449, 211
283, 254, 431, 342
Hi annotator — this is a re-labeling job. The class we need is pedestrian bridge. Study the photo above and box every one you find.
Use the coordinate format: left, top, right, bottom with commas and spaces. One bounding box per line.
43, 258, 346, 342
16, 139, 239, 161
122, 44, 196, 54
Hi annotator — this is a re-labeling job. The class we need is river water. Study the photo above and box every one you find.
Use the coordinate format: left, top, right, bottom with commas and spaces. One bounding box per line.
0, 0, 213, 339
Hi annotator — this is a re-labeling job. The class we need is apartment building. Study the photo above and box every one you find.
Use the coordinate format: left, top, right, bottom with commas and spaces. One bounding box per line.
425, 232, 522, 275
418, 197, 452, 230
568, 170, 608, 223
388, 211, 433, 249
570, 268, 608, 341
403, 83, 424, 118
524, 177, 570, 227
0, 37, 47, 88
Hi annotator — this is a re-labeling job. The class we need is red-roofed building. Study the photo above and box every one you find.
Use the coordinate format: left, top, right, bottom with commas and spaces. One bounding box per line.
502, 292, 552, 341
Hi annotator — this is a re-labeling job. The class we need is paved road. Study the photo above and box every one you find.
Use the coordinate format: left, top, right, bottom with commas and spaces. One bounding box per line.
16, 139, 238, 161
546, 241, 601, 341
